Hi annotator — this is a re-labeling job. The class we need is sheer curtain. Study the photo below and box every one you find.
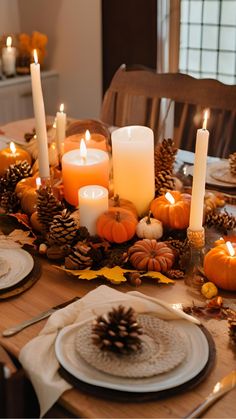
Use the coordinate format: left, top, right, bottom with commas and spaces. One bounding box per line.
157, 0, 180, 141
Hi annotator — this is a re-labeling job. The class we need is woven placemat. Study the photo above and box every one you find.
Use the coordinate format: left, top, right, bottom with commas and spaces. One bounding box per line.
0, 256, 41, 300
75, 315, 187, 378
59, 325, 216, 402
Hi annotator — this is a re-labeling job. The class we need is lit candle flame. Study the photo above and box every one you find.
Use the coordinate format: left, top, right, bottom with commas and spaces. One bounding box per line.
85, 130, 91, 142
53, 118, 57, 129
165, 192, 175, 204
10, 141, 16, 154
33, 49, 38, 64
6, 36, 12, 48
59, 103, 64, 113
36, 177, 41, 190
226, 241, 235, 257
202, 109, 209, 130
80, 138, 87, 163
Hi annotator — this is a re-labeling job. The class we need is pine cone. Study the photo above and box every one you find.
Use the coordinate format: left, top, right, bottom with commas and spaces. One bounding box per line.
0, 191, 20, 213
65, 241, 93, 269
36, 186, 64, 231
228, 318, 236, 344
165, 269, 185, 279
155, 169, 175, 197
92, 305, 143, 354
2, 161, 32, 190
49, 209, 78, 245
204, 210, 236, 231
229, 152, 236, 176
154, 138, 177, 174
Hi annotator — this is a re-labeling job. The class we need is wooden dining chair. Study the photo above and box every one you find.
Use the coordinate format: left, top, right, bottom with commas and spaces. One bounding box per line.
100, 64, 236, 157
0, 345, 39, 418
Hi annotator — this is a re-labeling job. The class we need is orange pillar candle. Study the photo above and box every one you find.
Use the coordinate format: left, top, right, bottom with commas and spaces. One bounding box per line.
0, 142, 32, 176
64, 129, 107, 153
62, 139, 109, 206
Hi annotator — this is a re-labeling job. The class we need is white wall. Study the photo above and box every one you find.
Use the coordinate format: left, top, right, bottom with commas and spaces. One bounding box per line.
18, 0, 102, 119
0, 0, 20, 35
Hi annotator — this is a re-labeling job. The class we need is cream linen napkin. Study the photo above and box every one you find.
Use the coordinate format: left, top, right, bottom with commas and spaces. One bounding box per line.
19, 285, 200, 417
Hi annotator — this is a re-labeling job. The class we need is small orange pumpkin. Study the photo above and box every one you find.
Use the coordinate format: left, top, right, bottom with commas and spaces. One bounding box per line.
150, 191, 191, 230
96, 208, 138, 243
15, 176, 38, 214
109, 194, 138, 219
128, 239, 175, 271
204, 243, 236, 291
30, 211, 43, 232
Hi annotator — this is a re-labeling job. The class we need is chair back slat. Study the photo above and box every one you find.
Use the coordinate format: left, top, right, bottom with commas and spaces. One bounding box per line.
101, 65, 236, 157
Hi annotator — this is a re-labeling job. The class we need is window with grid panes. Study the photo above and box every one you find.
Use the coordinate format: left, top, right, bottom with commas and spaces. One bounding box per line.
179, 0, 236, 84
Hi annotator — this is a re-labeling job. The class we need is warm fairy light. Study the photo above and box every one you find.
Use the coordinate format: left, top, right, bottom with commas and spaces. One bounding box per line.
36, 177, 41, 190
85, 129, 91, 142
202, 109, 209, 130
10, 141, 16, 154
33, 49, 38, 64
59, 103, 64, 113
6, 36, 12, 48
165, 192, 175, 205
53, 118, 57, 129
226, 241, 235, 257
80, 138, 87, 163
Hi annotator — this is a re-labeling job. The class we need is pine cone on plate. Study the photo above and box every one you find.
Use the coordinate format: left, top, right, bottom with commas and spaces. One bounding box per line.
49, 209, 78, 245
155, 169, 175, 197
36, 186, 64, 232
229, 152, 236, 176
0, 191, 20, 213
64, 241, 93, 270
154, 138, 177, 174
228, 318, 236, 344
204, 210, 236, 231
92, 305, 143, 354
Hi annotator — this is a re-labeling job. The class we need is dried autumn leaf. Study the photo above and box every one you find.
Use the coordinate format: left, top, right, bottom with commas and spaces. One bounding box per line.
56, 265, 174, 285
5, 229, 35, 246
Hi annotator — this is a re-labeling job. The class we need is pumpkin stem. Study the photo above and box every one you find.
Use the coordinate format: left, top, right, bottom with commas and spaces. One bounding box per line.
146, 211, 152, 224
115, 211, 121, 222
114, 194, 120, 207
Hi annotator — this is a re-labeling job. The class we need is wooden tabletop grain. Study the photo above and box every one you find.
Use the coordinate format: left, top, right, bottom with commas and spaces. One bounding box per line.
0, 256, 235, 418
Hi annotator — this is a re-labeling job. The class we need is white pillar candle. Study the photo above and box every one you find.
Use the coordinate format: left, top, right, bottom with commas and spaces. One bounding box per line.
79, 185, 109, 235
2, 36, 16, 77
189, 111, 210, 231
30, 49, 50, 179
56, 103, 66, 157
62, 139, 109, 206
111, 125, 155, 216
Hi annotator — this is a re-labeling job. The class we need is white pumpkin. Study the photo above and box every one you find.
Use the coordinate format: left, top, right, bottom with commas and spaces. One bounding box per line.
136, 212, 163, 240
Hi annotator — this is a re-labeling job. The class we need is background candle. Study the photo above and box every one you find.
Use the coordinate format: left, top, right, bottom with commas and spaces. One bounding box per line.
62, 147, 109, 206
111, 125, 155, 216
64, 130, 107, 153
189, 112, 209, 231
30, 49, 50, 179
56, 103, 66, 157
0, 142, 32, 176
79, 185, 108, 235
2, 36, 16, 77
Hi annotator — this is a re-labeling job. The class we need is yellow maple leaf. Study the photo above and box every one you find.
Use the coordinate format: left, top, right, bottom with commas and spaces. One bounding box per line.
140, 271, 174, 284
55, 265, 174, 285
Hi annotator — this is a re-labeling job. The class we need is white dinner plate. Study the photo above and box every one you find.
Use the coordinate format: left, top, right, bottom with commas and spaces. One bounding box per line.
0, 248, 34, 290
55, 317, 209, 393
187, 160, 236, 188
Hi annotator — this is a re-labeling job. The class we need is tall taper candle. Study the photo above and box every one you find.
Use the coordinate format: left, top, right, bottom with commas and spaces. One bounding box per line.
30, 49, 50, 179
189, 111, 209, 231
56, 103, 66, 157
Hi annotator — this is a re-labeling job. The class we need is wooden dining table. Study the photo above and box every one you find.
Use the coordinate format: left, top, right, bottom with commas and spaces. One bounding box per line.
0, 252, 235, 418
0, 118, 236, 418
